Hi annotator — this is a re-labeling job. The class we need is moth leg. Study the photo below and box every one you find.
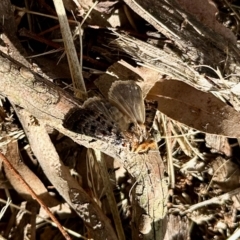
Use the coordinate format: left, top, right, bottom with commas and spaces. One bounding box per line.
134, 139, 158, 153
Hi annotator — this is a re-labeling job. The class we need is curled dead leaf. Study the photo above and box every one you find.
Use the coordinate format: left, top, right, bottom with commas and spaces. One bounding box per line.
147, 80, 240, 137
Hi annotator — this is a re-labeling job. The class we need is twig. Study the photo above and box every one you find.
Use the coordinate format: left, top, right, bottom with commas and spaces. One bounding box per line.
183, 187, 240, 214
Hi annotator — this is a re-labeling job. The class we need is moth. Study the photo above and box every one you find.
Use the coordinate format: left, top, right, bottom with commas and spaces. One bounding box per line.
64, 80, 157, 153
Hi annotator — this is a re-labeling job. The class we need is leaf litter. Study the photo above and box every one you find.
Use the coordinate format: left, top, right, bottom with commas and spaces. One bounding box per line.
2, 0, 240, 239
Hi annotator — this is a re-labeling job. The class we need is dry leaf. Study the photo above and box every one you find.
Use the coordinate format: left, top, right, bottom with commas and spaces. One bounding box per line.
4, 141, 57, 206
94, 61, 141, 98
62, 0, 82, 12
118, 60, 163, 97
205, 134, 232, 157
176, 0, 236, 44
147, 80, 240, 137
210, 157, 240, 192
95, 60, 162, 98
95, 0, 118, 14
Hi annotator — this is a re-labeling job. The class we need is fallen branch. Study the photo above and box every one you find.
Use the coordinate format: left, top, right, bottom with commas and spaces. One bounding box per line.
0, 49, 168, 239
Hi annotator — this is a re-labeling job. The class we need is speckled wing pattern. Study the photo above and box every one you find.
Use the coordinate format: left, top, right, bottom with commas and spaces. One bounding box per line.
64, 97, 125, 145
64, 81, 156, 150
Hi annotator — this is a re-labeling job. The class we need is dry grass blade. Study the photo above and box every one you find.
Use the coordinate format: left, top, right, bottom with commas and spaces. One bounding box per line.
93, 150, 125, 240
161, 114, 175, 189
227, 228, 240, 240
0, 198, 11, 220
53, 0, 87, 99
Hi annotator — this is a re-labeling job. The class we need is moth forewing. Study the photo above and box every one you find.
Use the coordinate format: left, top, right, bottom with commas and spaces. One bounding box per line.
108, 80, 145, 125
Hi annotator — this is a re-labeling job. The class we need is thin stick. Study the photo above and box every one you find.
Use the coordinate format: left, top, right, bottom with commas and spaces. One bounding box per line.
183, 187, 240, 214
72, 1, 98, 80
14, 6, 77, 23
161, 114, 175, 188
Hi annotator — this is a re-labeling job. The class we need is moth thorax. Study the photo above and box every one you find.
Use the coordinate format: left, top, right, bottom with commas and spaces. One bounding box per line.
138, 123, 148, 142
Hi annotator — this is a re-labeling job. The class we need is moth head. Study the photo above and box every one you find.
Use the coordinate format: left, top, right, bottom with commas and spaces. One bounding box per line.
128, 122, 148, 143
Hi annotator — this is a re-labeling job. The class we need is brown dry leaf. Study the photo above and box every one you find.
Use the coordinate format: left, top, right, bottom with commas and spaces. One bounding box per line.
4, 141, 57, 206
176, 0, 236, 44
210, 157, 240, 192
95, 0, 119, 14
62, 0, 97, 14
205, 134, 232, 157
94, 61, 141, 98
62, 0, 82, 12
147, 80, 240, 137
119, 60, 162, 97
95, 60, 162, 98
